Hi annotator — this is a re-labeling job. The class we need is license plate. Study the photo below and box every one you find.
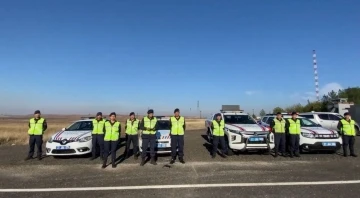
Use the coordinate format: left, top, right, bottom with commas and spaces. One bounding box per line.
55, 146, 70, 149
249, 137, 264, 141
322, 142, 336, 146
157, 143, 165, 148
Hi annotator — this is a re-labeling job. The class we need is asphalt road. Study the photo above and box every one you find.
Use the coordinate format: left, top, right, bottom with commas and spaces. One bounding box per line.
1, 130, 360, 198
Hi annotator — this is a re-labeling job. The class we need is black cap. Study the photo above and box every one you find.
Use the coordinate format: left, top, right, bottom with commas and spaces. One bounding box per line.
215, 113, 221, 117
34, 110, 41, 114
96, 112, 102, 116
174, 108, 180, 113
276, 112, 281, 115
129, 112, 135, 116
109, 112, 116, 117
147, 109, 154, 114
291, 112, 297, 115
344, 112, 350, 116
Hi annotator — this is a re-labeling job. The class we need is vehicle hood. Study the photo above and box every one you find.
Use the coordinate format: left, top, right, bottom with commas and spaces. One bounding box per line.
52, 130, 91, 141
226, 124, 268, 132
156, 130, 170, 140
301, 127, 336, 135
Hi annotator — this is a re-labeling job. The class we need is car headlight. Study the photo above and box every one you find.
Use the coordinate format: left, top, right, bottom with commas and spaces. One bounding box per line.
78, 136, 92, 142
47, 137, 53, 143
301, 132, 315, 139
226, 128, 241, 134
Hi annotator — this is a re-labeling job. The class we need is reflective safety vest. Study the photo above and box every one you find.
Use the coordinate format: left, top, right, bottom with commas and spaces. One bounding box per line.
104, 121, 120, 141
125, 119, 139, 135
287, 119, 301, 135
28, 118, 45, 135
170, 116, 185, 135
340, 119, 356, 136
212, 120, 225, 136
273, 118, 286, 133
92, 119, 106, 134
142, 117, 158, 135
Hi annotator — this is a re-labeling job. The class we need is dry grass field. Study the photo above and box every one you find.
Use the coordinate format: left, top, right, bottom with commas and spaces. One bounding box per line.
0, 115, 205, 145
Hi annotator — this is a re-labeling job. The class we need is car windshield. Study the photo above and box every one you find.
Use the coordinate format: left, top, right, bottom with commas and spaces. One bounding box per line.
66, 121, 93, 131
157, 120, 170, 130
300, 118, 318, 127
223, 115, 257, 124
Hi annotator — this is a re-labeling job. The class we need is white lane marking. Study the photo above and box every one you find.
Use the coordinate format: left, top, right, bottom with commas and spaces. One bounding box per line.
1, 180, 360, 192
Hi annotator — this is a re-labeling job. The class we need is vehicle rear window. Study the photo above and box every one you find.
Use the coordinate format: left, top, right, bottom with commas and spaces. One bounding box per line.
266, 117, 274, 124
300, 114, 314, 119
318, 114, 330, 120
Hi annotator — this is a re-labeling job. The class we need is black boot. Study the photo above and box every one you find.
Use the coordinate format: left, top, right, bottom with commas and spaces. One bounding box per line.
150, 157, 157, 165
140, 158, 146, 166
24, 156, 32, 161
343, 149, 348, 157
179, 157, 185, 164
350, 153, 357, 157
170, 158, 175, 164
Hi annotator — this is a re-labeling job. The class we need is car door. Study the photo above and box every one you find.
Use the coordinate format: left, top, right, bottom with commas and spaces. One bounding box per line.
316, 114, 333, 130
328, 114, 342, 131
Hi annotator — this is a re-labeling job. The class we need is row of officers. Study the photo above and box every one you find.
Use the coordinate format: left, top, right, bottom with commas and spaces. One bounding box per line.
26, 110, 358, 167
26, 109, 187, 168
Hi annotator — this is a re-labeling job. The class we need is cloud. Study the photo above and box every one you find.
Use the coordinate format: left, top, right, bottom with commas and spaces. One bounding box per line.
290, 82, 343, 102
245, 91, 260, 96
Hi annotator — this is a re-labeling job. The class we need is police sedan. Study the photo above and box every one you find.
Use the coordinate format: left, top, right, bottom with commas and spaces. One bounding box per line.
46, 119, 94, 156
138, 116, 172, 154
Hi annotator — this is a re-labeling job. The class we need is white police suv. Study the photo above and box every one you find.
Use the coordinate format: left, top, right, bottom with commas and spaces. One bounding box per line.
260, 114, 342, 152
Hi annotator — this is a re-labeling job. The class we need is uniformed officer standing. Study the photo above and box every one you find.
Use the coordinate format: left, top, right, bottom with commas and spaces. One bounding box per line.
211, 113, 227, 158
270, 112, 287, 157
338, 112, 357, 157
25, 110, 47, 161
124, 112, 140, 160
285, 112, 301, 158
169, 108, 186, 164
90, 112, 106, 160
140, 109, 158, 166
102, 112, 121, 168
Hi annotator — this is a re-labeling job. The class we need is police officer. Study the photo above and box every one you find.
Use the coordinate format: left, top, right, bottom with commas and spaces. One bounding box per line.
285, 112, 301, 158
124, 112, 140, 160
102, 112, 121, 168
270, 112, 287, 157
211, 113, 227, 158
169, 108, 186, 164
140, 109, 158, 166
90, 112, 106, 160
25, 110, 47, 161
338, 112, 357, 157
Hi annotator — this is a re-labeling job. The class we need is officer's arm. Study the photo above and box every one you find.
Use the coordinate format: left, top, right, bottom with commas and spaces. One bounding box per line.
269, 120, 275, 132
154, 121, 159, 131
91, 121, 94, 130
140, 118, 145, 130
337, 121, 342, 131
103, 124, 106, 133
28, 121, 30, 128
119, 124, 121, 133
183, 119, 186, 131
169, 120, 172, 129
211, 122, 214, 130
124, 122, 127, 130
43, 119, 48, 132
285, 119, 290, 133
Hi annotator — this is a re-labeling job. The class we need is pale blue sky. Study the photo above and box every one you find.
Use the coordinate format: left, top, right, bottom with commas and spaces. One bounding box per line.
0, 0, 359, 116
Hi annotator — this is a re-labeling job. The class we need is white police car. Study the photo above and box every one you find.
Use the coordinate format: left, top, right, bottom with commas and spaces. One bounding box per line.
138, 116, 172, 154
46, 119, 94, 156
260, 114, 342, 152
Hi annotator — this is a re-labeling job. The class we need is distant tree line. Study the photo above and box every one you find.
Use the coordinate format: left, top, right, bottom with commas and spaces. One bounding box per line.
272, 87, 360, 114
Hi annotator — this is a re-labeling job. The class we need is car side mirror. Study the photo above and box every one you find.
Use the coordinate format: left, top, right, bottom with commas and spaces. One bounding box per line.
62, 128, 66, 131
